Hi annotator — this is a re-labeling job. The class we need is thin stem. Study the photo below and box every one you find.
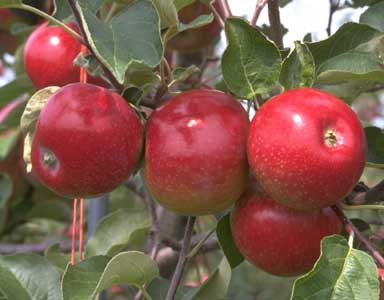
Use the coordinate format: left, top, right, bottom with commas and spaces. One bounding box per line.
251, 0, 269, 26
210, 3, 225, 29
188, 227, 216, 258
219, 0, 232, 18
104, 2, 118, 22
333, 204, 384, 268
252, 95, 261, 110
326, 0, 340, 36
342, 204, 384, 211
348, 180, 384, 205
9, 4, 82, 41
267, 0, 284, 48
166, 216, 196, 300
140, 286, 152, 300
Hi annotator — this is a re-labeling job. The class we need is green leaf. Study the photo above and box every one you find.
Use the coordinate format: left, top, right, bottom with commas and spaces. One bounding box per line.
360, 1, 384, 32
307, 23, 384, 84
222, 18, 282, 99
0, 0, 23, 6
125, 61, 160, 94
365, 126, 384, 169
27, 200, 72, 222
0, 100, 26, 134
52, 0, 73, 21
0, 76, 32, 108
0, 253, 61, 300
280, 41, 315, 90
189, 256, 231, 300
147, 277, 196, 300
216, 214, 244, 269
76, 0, 163, 84
62, 251, 159, 300
291, 235, 379, 300
44, 244, 71, 273
0, 130, 19, 159
172, 0, 194, 11
169, 65, 200, 87
85, 208, 150, 257
0, 173, 12, 208
152, 0, 178, 29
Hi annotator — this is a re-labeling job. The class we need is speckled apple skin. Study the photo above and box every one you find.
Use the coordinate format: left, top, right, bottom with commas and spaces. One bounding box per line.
231, 190, 342, 277
31, 83, 143, 198
247, 88, 366, 211
144, 89, 249, 216
24, 23, 107, 89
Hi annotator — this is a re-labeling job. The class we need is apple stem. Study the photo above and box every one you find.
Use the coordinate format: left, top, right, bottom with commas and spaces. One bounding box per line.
267, 0, 284, 48
251, 0, 269, 26
209, 3, 225, 29
333, 204, 384, 268
166, 216, 196, 300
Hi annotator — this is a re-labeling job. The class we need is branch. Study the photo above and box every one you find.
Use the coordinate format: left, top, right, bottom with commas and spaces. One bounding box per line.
251, 0, 269, 26
326, 0, 340, 36
346, 180, 384, 205
267, 0, 284, 48
0, 239, 76, 255
219, 0, 232, 19
166, 216, 196, 300
333, 204, 384, 268
66, 0, 124, 90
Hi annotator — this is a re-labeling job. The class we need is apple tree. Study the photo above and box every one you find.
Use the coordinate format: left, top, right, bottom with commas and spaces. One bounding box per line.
0, 0, 383, 299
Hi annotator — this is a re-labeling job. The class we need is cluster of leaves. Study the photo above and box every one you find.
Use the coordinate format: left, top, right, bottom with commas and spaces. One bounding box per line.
0, 0, 383, 299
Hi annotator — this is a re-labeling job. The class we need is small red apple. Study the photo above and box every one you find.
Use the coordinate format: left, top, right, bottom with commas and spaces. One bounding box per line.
168, 0, 223, 52
144, 89, 249, 216
31, 83, 143, 198
24, 22, 108, 89
247, 88, 366, 211
231, 189, 342, 276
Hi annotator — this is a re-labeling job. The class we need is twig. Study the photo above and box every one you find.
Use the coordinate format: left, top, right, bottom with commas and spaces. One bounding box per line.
347, 180, 384, 206
210, 3, 225, 29
166, 216, 196, 300
326, 0, 340, 36
333, 204, 384, 268
251, 0, 269, 26
267, 0, 284, 48
66, 0, 124, 90
219, 0, 233, 18
0, 239, 76, 255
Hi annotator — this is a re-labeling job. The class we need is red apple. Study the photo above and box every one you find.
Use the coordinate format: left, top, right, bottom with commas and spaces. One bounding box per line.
247, 88, 366, 211
31, 83, 143, 198
144, 89, 249, 216
231, 189, 342, 276
168, 0, 223, 52
24, 22, 108, 89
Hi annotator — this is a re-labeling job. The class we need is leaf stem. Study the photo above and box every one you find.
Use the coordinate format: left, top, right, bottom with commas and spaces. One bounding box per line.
251, 0, 269, 26
139, 286, 152, 300
7, 4, 82, 41
342, 204, 384, 211
166, 216, 196, 300
333, 204, 384, 268
210, 3, 225, 29
187, 226, 216, 258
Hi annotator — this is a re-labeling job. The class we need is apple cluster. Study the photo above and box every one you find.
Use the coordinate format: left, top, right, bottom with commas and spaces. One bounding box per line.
24, 18, 366, 278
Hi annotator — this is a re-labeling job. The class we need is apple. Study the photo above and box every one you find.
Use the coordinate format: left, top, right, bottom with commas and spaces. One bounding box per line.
231, 188, 342, 276
247, 88, 366, 211
144, 89, 249, 216
24, 22, 108, 89
31, 83, 143, 198
168, 0, 223, 52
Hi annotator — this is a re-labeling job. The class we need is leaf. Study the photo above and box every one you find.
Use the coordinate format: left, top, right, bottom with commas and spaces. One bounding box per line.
280, 41, 315, 90
216, 214, 244, 269
0, 173, 12, 210
360, 1, 384, 32
0, 0, 23, 6
307, 23, 384, 84
0, 100, 26, 134
0, 253, 61, 300
76, 0, 163, 84
291, 235, 379, 300
169, 65, 200, 87
125, 61, 160, 94
62, 251, 159, 300
44, 244, 70, 273
20, 86, 59, 173
27, 200, 72, 222
0, 130, 19, 159
172, 0, 194, 11
147, 277, 196, 300
52, 0, 73, 21
85, 208, 150, 257
365, 126, 384, 169
152, 0, 178, 29
189, 256, 231, 300
222, 18, 281, 99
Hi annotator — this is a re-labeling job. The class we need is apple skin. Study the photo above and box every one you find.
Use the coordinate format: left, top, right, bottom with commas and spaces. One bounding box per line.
247, 88, 366, 211
168, 0, 223, 52
231, 189, 342, 277
24, 23, 108, 89
31, 83, 143, 198
144, 89, 249, 216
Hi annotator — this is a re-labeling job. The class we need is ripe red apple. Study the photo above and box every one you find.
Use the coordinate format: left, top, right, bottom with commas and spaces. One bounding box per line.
31, 83, 143, 198
24, 22, 108, 89
247, 88, 366, 211
168, 0, 223, 52
144, 89, 249, 216
231, 189, 342, 276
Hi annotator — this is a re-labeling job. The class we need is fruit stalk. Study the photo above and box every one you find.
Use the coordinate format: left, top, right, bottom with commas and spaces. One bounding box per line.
166, 216, 196, 300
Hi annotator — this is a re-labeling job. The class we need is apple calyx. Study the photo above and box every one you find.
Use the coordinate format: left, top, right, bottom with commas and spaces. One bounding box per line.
42, 148, 58, 169
324, 129, 338, 147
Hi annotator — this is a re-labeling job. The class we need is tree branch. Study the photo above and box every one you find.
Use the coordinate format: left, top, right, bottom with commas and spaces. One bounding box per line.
267, 0, 284, 48
251, 0, 269, 26
333, 204, 384, 268
166, 216, 196, 300
0, 239, 76, 255
346, 180, 384, 205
